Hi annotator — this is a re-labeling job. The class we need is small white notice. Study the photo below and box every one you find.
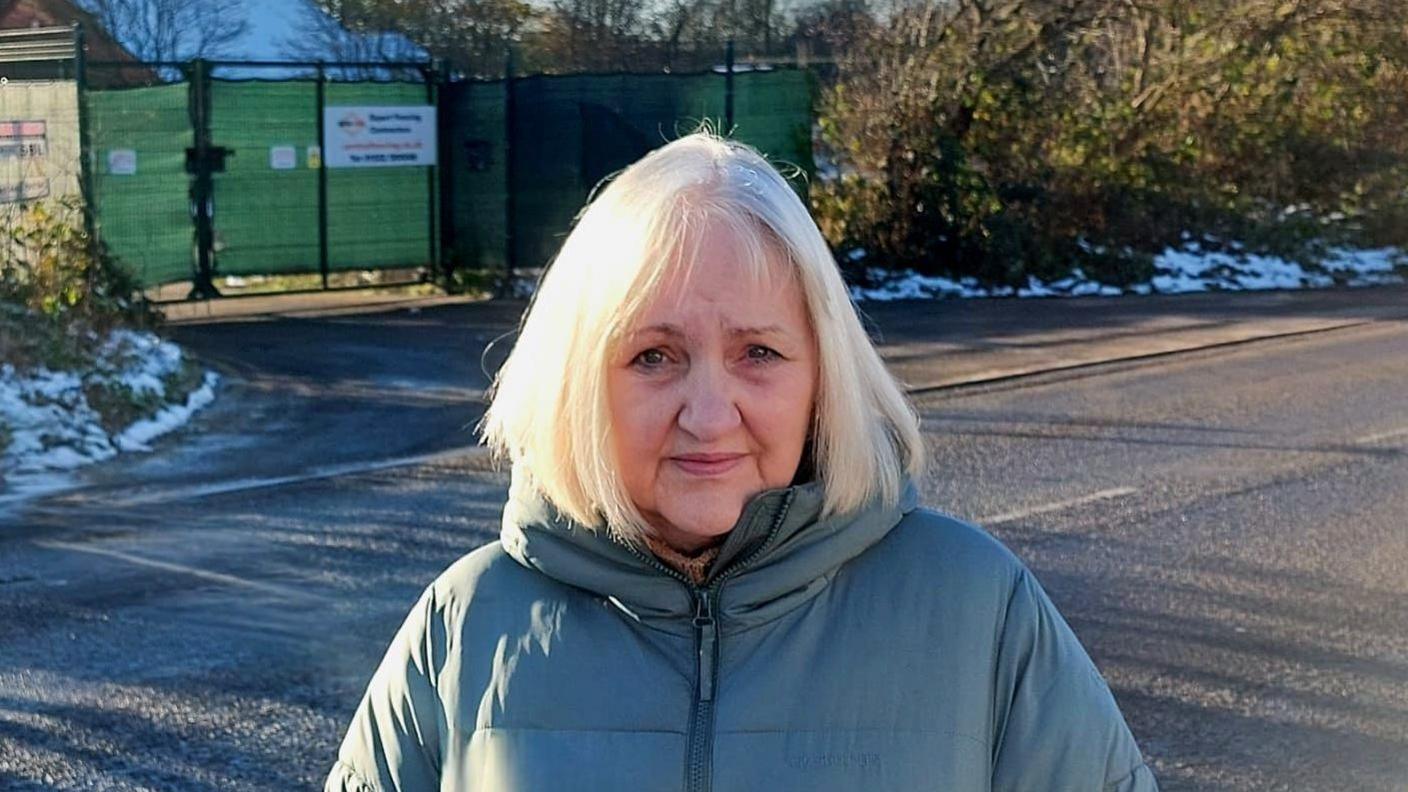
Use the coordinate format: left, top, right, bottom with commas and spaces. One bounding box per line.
323, 105, 437, 168
270, 145, 297, 170
108, 149, 137, 175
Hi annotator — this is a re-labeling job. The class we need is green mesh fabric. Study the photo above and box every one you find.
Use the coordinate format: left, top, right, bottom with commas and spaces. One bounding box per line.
323, 81, 436, 271
209, 80, 434, 276
85, 80, 193, 288
447, 68, 816, 273
84, 69, 814, 289
206, 80, 318, 276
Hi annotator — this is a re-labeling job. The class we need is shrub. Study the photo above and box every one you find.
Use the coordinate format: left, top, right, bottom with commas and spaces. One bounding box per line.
811, 0, 1408, 287
1, 196, 160, 372
1, 196, 157, 330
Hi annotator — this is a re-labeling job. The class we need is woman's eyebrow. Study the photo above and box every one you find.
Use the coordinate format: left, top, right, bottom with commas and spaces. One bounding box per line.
631, 322, 791, 339
634, 323, 685, 338
728, 324, 789, 338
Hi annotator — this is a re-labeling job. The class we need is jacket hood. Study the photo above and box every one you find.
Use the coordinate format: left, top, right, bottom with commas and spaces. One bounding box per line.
500, 474, 921, 636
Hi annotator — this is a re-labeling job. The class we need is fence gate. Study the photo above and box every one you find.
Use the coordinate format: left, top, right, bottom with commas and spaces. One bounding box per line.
14, 36, 816, 300
83, 59, 442, 299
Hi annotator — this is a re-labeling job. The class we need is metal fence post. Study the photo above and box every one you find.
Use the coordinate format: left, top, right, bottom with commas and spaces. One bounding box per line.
315, 62, 329, 290
422, 61, 439, 287
435, 61, 456, 290
503, 46, 517, 298
725, 39, 735, 135
187, 57, 220, 300
72, 23, 98, 245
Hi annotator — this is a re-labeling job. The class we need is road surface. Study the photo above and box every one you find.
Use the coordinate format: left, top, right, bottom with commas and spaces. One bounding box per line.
2, 290, 1406, 790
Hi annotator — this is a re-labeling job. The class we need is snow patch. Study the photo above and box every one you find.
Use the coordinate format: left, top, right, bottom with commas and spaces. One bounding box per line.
114, 371, 219, 452
849, 266, 1126, 301
847, 245, 1406, 301
1, 328, 220, 500
1149, 246, 1403, 293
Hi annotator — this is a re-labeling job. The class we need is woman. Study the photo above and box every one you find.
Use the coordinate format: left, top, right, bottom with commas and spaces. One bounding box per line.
325, 129, 1159, 791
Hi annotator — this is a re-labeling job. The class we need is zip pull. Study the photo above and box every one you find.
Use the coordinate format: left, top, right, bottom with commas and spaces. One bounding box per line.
693, 589, 718, 703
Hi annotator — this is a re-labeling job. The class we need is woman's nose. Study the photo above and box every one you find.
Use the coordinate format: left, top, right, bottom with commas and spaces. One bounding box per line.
677, 365, 742, 441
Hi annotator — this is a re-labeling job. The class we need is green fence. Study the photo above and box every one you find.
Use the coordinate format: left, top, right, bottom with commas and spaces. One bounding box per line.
80, 60, 816, 293
84, 63, 438, 292
445, 68, 816, 274
85, 79, 192, 287
207, 79, 433, 276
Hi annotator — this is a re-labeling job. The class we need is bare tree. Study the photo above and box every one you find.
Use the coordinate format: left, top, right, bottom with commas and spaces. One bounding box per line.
786, 0, 877, 62
303, 0, 535, 79
279, 1, 428, 77
76, 0, 251, 62
531, 0, 653, 71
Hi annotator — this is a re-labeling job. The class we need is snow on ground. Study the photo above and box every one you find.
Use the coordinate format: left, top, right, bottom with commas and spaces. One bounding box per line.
0, 329, 219, 504
1146, 245, 1404, 293
848, 245, 1407, 301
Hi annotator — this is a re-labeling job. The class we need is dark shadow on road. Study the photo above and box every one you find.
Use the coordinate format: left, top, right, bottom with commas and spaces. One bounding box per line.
854, 286, 1408, 348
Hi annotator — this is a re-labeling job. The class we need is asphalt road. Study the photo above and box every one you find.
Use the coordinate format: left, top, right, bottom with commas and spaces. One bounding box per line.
1, 292, 1406, 790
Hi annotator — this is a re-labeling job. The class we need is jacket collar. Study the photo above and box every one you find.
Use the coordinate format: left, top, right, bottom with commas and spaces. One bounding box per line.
500, 474, 920, 636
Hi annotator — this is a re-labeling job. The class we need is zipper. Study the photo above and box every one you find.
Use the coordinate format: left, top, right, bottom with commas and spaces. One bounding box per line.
693, 588, 718, 702
687, 587, 718, 792
621, 489, 796, 792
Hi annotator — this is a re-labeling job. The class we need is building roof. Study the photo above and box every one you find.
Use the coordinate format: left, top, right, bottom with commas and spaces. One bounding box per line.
1, 0, 140, 62
0, 0, 158, 85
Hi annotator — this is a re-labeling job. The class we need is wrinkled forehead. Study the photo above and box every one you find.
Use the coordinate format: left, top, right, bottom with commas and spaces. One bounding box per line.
612, 208, 800, 339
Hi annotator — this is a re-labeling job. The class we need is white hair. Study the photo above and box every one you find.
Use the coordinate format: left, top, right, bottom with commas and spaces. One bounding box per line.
479, 124, 926, 546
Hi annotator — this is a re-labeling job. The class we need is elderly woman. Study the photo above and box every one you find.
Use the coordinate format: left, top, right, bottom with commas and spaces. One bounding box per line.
325, 130, 1158, 791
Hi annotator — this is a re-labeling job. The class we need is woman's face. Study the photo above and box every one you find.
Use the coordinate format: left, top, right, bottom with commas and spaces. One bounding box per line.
607, 228, 818, 553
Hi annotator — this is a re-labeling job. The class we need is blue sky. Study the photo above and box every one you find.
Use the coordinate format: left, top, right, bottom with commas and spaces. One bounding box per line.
230, 0, 427, 68
237, 0, 320, 60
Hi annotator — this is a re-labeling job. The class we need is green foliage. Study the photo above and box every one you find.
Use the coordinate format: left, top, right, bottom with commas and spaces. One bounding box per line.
2, 197, 157, 328
1, 196, 160, 372
81, 378, 167, 435
813, 0, 1408, 287
0, 303, 88, 372
445, 266, 503, 297
160, 359, 207, 405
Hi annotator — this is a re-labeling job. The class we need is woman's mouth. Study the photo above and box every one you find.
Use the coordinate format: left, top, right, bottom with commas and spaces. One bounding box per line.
670, 453, 746, 476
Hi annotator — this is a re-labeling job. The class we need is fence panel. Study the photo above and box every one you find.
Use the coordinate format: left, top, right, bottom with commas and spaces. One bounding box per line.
84, 73, 192, 287
443, 67, 816, 274
76, 59, 815, 292
442, 80, 506, 273
324, 80, 434, 271
208, 79, 320, 276
508, 71, 723, 270
729, 69, 816, 182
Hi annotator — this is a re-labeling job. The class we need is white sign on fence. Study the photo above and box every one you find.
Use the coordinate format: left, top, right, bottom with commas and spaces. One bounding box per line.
0, 83, 81, 206
270, 145, 297, 170
0, 120, 48, 160
108, 148, 137, 175
322, 106, 437, 168
0, 120, 51, 203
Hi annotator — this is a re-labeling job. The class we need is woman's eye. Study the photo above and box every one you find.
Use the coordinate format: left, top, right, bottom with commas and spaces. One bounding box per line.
632, 348, 668, 368
746, 345, 781, 362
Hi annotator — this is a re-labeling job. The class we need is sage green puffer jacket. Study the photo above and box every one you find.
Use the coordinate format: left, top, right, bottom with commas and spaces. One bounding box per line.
325, 476, 1158, 791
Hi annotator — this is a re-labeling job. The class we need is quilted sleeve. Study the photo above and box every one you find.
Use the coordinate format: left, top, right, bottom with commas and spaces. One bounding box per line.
990, 567, 1159, 792
325, 582, 450, 792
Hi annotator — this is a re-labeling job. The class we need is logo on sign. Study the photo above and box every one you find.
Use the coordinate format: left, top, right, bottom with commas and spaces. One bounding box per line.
337, 113, 367, 136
